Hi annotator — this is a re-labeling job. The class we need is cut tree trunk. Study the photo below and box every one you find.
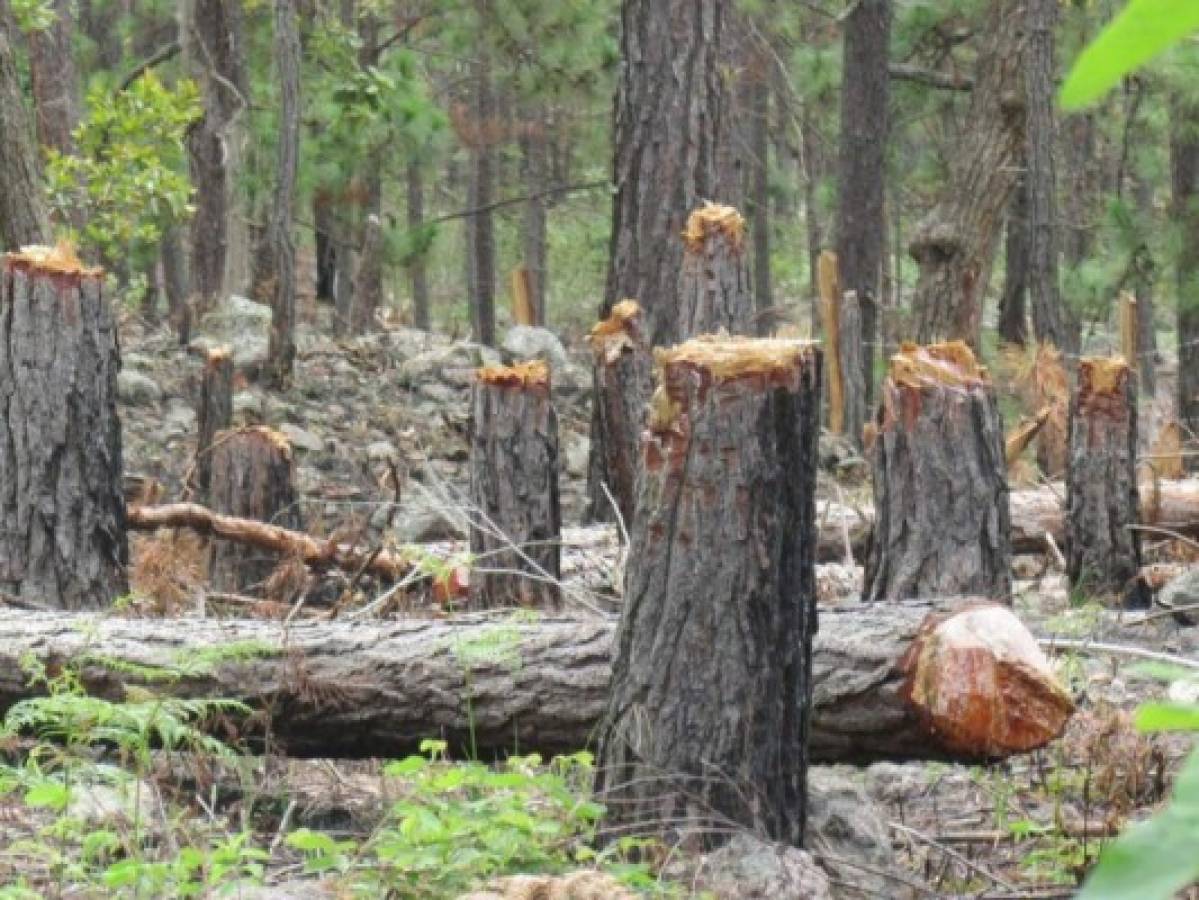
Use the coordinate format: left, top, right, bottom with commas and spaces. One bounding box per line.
677, 203, 753, 341
0, 248, 127, 609
0, 601, 1072, 764
588, 301, 652, 528
596, 336, 821, 847
469, 362, 561, 610
865, 342, 1011, 602
1066, 357, 1141, 595
819, 250, 845, 435
195, 347, 233, 501
207, 427, 302, 594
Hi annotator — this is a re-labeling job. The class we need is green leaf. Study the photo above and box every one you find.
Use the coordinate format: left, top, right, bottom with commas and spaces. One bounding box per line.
23, 781, 68, 810
1061, 0, 1199, 110
1135, 702, 1199, 732
384, 755, 429, 776
286, 828, 336, 854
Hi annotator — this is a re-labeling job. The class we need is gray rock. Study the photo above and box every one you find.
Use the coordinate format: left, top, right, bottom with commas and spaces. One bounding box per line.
501, 325, 570, 372
392, 507, 466, 544
809, 767, 904, 898
67, 781, 155, 829
1159, 567, 1199, 625
122, 352, 156, 371
280, 423, 323, 454
564, 434, 590, 479
117, 370, 162, 405
201, 294, 272, 332
233, 390, 264, 424
697, 834, 831, 900
399, 342, 498, 387
164, 402, 197, 434
367, 440, 398, 462
417, 381, 459, 405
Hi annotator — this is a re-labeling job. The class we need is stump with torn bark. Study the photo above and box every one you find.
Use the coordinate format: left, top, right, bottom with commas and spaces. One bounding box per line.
1066, 356, 1141, 596
596, 336, 822, 847
207, 427, 302, 593
0, 245, 127, 609
676, 203, 753, 340
469, 362, 561, 610
588, 300, 652, 527
865, 341, 1011, 602
195, 346, 233, 501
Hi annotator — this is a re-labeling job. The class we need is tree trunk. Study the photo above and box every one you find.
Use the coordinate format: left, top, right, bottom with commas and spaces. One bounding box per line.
840, 291, 867, 447
1172, 97, 1199, 443
1066, 358, 1141, 596
195, 347, 233, 502
467, 1, 497, 347
588, 301, 653, 528
406, 160, 431, 330
801, 104, 825, 325
745, 49, 772, 331
264, 0, 300, 388
351, 207, 383, 335
25, 0, 79, 159
865, 342, 1012, 602
207, 427, 302, 594
0, 250, 127, 609
1132, 170, 1157, 397
595, 337, 821, 848
835, 0, 890, 407
909, 0, 1024, 347
161, 226, 190, 343
1061, 113, 1096, 268
677, 204, 753, 339
0, 8, 48, 248
313, 191, 337, 304
521, 110, 549, 326
997, 160, 1029, 346
469, 363, 561, 610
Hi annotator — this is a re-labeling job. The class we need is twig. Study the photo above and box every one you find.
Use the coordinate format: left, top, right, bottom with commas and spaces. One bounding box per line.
269, 799, 297, 857
1039, 637, 1199, 670
1044, 530, 1066, 570
118, 39, 182, 92
1126, 602, 1199, 625
1128, 523, 1199, 552
889, 821, 1019, 892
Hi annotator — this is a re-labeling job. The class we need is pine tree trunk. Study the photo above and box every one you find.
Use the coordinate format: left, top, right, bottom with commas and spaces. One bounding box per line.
1173, 96, 1199, 444
865, 342, 1012, 602
195, 347, 233, 502
469, 363, 561, 610
406, 160, 431, 330
997, 160, 1029, 346
1131, 168, 1157, 397
26, 0, 79, 164
313, 190, 337, 304
161, 226, 190, 344
1066, 358, 1141, 595
0, 11, 48, 248
207, 427, 302, 594
840, 291, 867, 447
595, 337, 822, 848
352, 207, 383, 335
745, 50, 772, 330
0, 250, 127, 609
521, 111, 549, 325
677, 204, 753, 339
468, 1, 497, 347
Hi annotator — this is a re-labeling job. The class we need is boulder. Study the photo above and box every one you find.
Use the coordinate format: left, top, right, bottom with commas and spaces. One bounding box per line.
810, 767, 905, 898
501, 325, 570, 373
1158, 567, 1199, 625
696, 834, 832, 900
117, 370, 163, 406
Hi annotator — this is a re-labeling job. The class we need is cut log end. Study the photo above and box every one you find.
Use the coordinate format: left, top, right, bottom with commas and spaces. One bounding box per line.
224, 425, 293, 462
5, 242, 103, 280
588, 300, 644, 361
1078, 356, 1132, 413
889, 340, 990, 390
653, 335, 819, 390
680, 202, 745, 253
476, 360, 550, 392
205, 346, 233, 369
899, 604, 1074, 757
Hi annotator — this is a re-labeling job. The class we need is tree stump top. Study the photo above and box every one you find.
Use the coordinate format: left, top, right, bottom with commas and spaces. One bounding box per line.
205, 346, 233, 368
588, 299, 644, 360
219, 425, 294, 461
5, 242, 102, 280
1077, 356, 1132, 415
889, 340, 989, 390
475, 360, 550, 393
653, 334, 818, 392
681, 202, 746, 253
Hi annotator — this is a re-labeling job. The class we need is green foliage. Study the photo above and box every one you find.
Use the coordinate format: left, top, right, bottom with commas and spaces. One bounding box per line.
9, 0, 55, 31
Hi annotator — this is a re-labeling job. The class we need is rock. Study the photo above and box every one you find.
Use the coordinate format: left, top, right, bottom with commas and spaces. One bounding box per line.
122, 352, 156, 371
233, 390, 264, 425
391, 506, 466, 544
461, 871, 634, 900
280, 423, 324, 454
67, 781, 155, 829
1158, 567, 1199, 625
117, 370, 163, 406
501, 325, 570, 372
399, 342, 499, 388
367, 441, 398, 462
564, 434, 590, 479
808, 767, 903, 898
164, 402, 197, 434
695, 834, 831, 900
200, 294, 272, 332
416, 381, 459, 405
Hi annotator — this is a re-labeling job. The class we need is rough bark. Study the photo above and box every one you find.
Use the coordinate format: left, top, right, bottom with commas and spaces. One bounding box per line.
909, 0, 1024, 346
406, 160, 430, 330
313, 191, 337, 304
840, 291, 867, 448
835, 0, 890, 405
0, 601, 1073, 764
521, 111, 549, 325
0, 9, 49, 248
745, 46, 772, 330
25, 0, 79, 159
160, 227, 190, 344
351, 208, 383, 335
1172, 97, 1199, 443
469, 363, 561, 610
1131, 172, 1157, 396
818, 251, 845, 435
677, 204, 753, 339
1066, 358, 1141, 595
1061, 112, 1096, 268
467, 1, 497, 347
997, 159, 1029, 346
195, 347, 233, 502
0, 250, 127, 609
801, 104, 826, 324
596, 337, 821, 847
264, 0, 300, 388
588, 302, 652, 528
865, 342, 1012, 602
207, 428, 302, 594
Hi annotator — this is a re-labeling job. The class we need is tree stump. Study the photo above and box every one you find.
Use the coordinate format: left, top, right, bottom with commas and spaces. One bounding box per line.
0, 246, 127, 609
207, 427, 302, 594
195, 346, 233, 501
595, 336, 823, 848
676, 203, 753, 341
588, 300, 652, 527
864, 342, 1011, 602
1066, 357, 1141, 596
469, 362, 561, 610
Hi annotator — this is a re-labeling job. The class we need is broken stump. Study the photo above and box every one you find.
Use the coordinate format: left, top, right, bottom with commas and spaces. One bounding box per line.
596, 335, 823, 847
469, 361, 561, 610
0, 245, 128, 609
865, 341, 1011, 602
195, 346, 233, 501
677, 203, 753, 341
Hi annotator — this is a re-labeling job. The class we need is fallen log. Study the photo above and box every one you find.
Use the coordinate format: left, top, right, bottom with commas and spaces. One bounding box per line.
0, 602, 1071, 764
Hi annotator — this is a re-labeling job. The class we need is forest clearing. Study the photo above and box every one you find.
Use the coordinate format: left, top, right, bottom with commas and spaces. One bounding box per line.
1, 0, 1199, 897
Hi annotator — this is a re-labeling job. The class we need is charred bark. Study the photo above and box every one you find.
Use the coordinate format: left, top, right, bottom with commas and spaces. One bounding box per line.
467, 0, 497, 347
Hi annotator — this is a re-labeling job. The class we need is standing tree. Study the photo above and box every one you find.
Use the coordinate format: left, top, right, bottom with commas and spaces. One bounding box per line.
1173, 95, 1199, 441
466, 0, 497, 346
997, 157, 1029, 346
406, 159, 431, 330
0, 5, 48, 248
25, 0, 79, 159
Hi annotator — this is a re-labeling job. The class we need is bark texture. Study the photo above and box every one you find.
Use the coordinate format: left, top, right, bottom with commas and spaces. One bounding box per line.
596, 337, 821, 847
865, 342, 1011, 602
467, 0, 497, 347
1172, 97, 1199, 443
0, 252, 127, 609
839, 291, 867, 447
0, 11, 49, 248
469, 363, 561, 610
406, 160, 431, 330
1066, 358, 1141, 595
745, 48, 772, 329
0, 601, 1070, 763
26, 0, 79, 159
195, 347, 233, 502
997, 160, 1029, 346
677, 204, 753, 339
521, 111, 549, 325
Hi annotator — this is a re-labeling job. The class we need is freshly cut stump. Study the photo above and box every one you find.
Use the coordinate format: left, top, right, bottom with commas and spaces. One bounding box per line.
207, 427, 302, 593
595, 336, 822, 848
865, 341, 1011, 602
469, 362, 561, 610
588, 300, 652, 527
0, 245, 127, 609
676, 203, 753, 340
195, 346, 233, 501
1066, 357, 1141, 596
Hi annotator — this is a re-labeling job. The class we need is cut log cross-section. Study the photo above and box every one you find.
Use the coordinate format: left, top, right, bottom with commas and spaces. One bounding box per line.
676, 203, 753, 341
195, 346, 233, 501
0, 245, 127, 609
469, 362, 561, 610
596, 336, 822, 847
865, 341, 1011, 602
588, 300, 652, 527
207, 427, 302, 594
1066, 357, 1141, 596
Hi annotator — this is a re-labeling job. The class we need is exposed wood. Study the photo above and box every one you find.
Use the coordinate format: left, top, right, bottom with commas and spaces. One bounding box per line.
469, 362, 561, 609
865, 342, 1012, 601
510, 267, 536, 326
677, 203, 753, 340
1148, 421, 1185, 479
1005, 406, 1051, 467
0, 248, 127, 609
195, 347, 233, 501
1119, 292, 1139, 385
0, 601, 1070, 764
596, 336, 821, 846
819, 250, 845, 434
